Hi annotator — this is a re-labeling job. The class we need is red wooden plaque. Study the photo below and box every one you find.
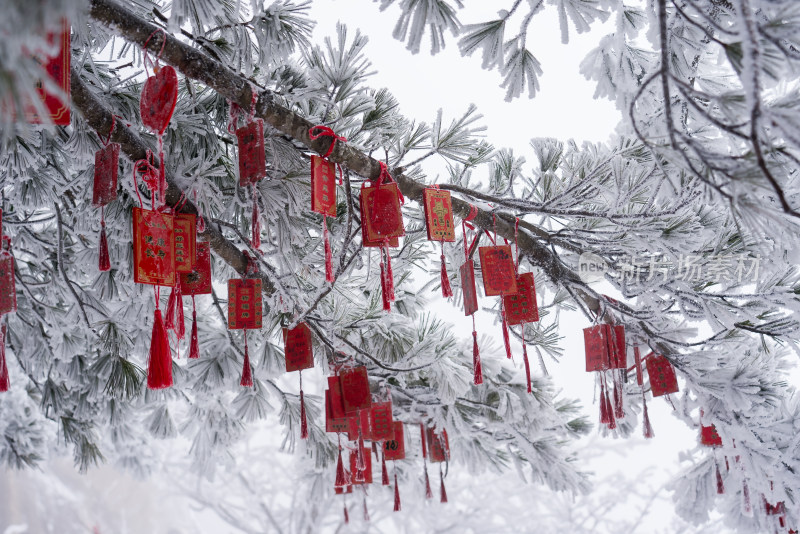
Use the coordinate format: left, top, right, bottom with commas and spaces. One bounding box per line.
285, 323, 314, 372
478, 245, 517, 296
369, 402, 394, 442
610, 325, 626, 369
349, 448, 373, 485
180, 242, 212, 295
460, 260, 478, 316
236, 119, 266, 185
173, 214, 196, 274
426, 428, 450, 463
422, 188, 455, 242
227, 279, 263, 330
503, 272, 539, 325
328, 376, 346, 419
140, 66, 178, 135
93, 143, 119, 207
334, 483, 353, 495
132, 208, 175, 286
30, 23, 71, 125
360, 183, 405, 242
0, 253, 17, 315
584, 325, 611, 372
345, 413, 362, 441
363, 234, 399, 248
340, 366, 371, 414
383, 422, 406, 461
646, 354, 679, 397
700, 424, 723, 447
325, 390, 350, 433
311, 155, 336, 217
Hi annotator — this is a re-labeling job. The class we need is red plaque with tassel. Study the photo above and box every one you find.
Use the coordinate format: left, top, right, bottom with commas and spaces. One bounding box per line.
93, 143, 119, 206
227, 279, 263, 330
140, 66, 178, 135
478, 245, 517, 296
132, 208, 175, 286
383, 422, 405, 461
236, 119, 266, 185
646, 354, 679, 397
426, 428, 450, 463
422, 189, 455, 242
369, 402, 395, 441
584, 324, 612, 372
460, 260, 479, 316
285, 323, 314, 372
311, 156, 337, 217
503, 272, 539, 325
360, 182, 405, 242
701, 424, 723, 447
340, 366, 371, 414
29, 22, 71, 125
349, 448, 373, 485
173, 214, 196, 274
180, 242, 212, 295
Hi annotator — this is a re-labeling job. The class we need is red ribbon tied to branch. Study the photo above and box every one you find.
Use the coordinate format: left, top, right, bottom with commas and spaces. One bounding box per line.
309, 125, 348, 159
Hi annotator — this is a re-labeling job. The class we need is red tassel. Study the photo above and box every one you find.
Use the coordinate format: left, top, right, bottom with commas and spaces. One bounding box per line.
605, 383, 617, 429
363, 495, 370, 522
343, 504, 349, 524
0, 324, 9, 392
473, 329, 483, 385
300, 380, 309, 439
613, 375, 624, 419
501, 307, 512, 360
335, 447, 347, 487
381, 452, 390, 485
716, 463, 724, 494
188, 299, 199, 359
522, 340, 532, 394
599, 379, 611, 425
323, 218, 334, 283
642, 395, 654, 438
385, 246, 395, 302
240, 334, 253, 387
440, 243, 452, 298
98, 221, 110, 272
174, 282, 184, 341
424, 466, 433, 499
165, 286, 177, 331
393, 471, 401, 512
147, 309, 173, 389
380, 261, 391, 312
743, 479, 752, 515
440, 469, 448, 503
251, 188, 261, 250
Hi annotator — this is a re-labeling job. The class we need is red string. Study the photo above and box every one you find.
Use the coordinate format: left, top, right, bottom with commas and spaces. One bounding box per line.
132, 153, 157, 209
308, 125, 348, 159
464, 204, 478, 223
514, 217, 520, 274
143, 28, 167, 75
376, 162, 405, 203
99, 115, 117, 147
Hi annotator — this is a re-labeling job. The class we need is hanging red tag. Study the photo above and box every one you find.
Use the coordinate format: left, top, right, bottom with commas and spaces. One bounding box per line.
227, 279, 263, 329
140, 66, 178, 135
426, 428, 450, 463
360, 183, 405, 242
610, 325, 627, 369
311, 155, 337, 217
93, 143, 119, 206
422, 189, 455, 242
583, 324, 611, 372
29, 22, 71, 125
132, 207, 176, 286
285, 323, 314, 372
503, 272, 539, 325
478, 245, 517, 296
236, 119, 266, 185
701, 424, 723, 447
325, 390, 350, 433
180, 241, 212, 295
646, 354, 679, 397
334, 483, 353, 495
173, 213, 196, 274
370, 402, 395, 441
340, 366, 371, 414
345, 412, 362, 441
349, 448, 373, 485
460, 260, 479, 316
0, 251, 17, 316
383, 422, 406, 461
